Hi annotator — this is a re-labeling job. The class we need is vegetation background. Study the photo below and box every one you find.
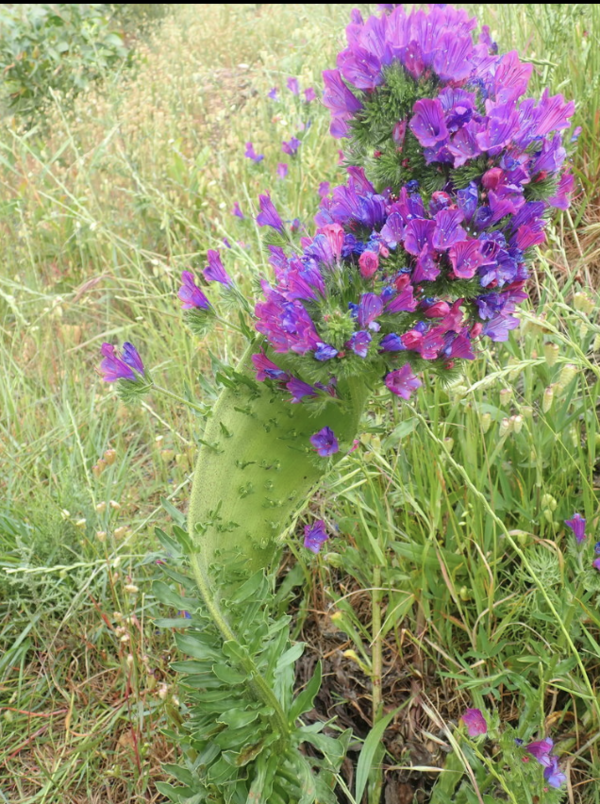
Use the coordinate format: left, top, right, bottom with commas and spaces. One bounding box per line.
0, 3, 599, 802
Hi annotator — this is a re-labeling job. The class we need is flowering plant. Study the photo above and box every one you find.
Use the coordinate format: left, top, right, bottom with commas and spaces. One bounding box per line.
99, 4, 576, 801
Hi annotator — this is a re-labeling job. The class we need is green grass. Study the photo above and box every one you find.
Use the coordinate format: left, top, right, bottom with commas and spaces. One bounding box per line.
0, 3, 599, 802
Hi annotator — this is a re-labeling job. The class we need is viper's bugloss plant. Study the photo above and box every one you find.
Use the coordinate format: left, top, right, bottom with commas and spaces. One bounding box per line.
98, 4, 577, 802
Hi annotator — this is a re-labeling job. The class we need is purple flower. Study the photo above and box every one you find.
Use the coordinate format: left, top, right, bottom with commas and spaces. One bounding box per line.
593, 557, 600, 572
232, 202, 244, 219
100, 342, 145, 382
244, 142, 264, 163
310, 427, 339, 457
304, 87, 316, 103
449, 240, 487, 279
432, 209, 466, 250
322, 69, 363, 138
565, 513, 586, 544
204, 250, 232, 286
286, 377, 317, 403
268, 87, 278, 100
409, 99, 448, 148
347, 330, 371, 357
379, 333, 405, 352
386, 285, 417, 313
277, 162, 289, 179
314, 342, 338, 361
525, 738, 554, 767
357, 293, 383, 328
385, 365, 422, 400
482, 313, 520, 342
178, 271, 210, 310
461, 708, 487, 738
544, 756, 566, 789
318, 182, 330, 198
304, 520, 329, 553
287, 77, 300, 95
256, 194, 284, 233
252, 351, 289, 382
282, 137, 301, 156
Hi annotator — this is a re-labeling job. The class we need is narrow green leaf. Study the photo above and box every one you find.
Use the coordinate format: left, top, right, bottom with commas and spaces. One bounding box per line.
355, 707, 401, 804
289, 661, 322, 722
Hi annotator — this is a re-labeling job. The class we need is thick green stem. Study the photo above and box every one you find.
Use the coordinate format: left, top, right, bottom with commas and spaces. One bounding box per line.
188, 552, 290, 739
185, 345, 369, 735
188, 346, 369, 577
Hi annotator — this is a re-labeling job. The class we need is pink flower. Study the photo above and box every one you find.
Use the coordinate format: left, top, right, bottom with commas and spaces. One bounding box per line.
461, 708, 487, 737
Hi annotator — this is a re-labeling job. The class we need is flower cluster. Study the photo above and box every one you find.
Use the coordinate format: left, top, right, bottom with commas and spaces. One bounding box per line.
461, 708, 567, 789
524, 737, 566, 789
250, 3, 575, 446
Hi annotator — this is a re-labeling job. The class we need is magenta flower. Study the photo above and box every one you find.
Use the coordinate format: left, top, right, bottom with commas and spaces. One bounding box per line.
304, 87, 316, 103
100, 342, 145, 382
310, 427, 339, 457
204, 250, 232, 286
461, 708, 487, 737
303, 520, 329, 553
544, 756, 567, 789
565, 513, 586, 544
287, 77, 300, 95
256, 194, 284, 232
385, 365, 422, 400
358, 250, 379, 278
318, 181, 330, 198
277, 162, 288, 180
525, 738, 554, 767
178, 271, 210, 310
244, 142, 264, 163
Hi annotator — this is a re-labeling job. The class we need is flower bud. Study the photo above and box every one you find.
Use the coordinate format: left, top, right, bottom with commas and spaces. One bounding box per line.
459, 586, 471, 601
160, 449, 175, 462
499, 418, 512, 437
443, 437, 454, 452
542, 385, 554, 413
521, 405, 533, 418
96, 531, 107, 542
104, 448, 117, 465
499, 388, 512, 406
95, 501, 107, 514
543, 508, 554, 523
543, 342, 559, 367
542, 493, 557, 511
114, 526, 129, 539
593, 334, 600, 352
124, 584, 139, 594
75, 518, 87, 529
